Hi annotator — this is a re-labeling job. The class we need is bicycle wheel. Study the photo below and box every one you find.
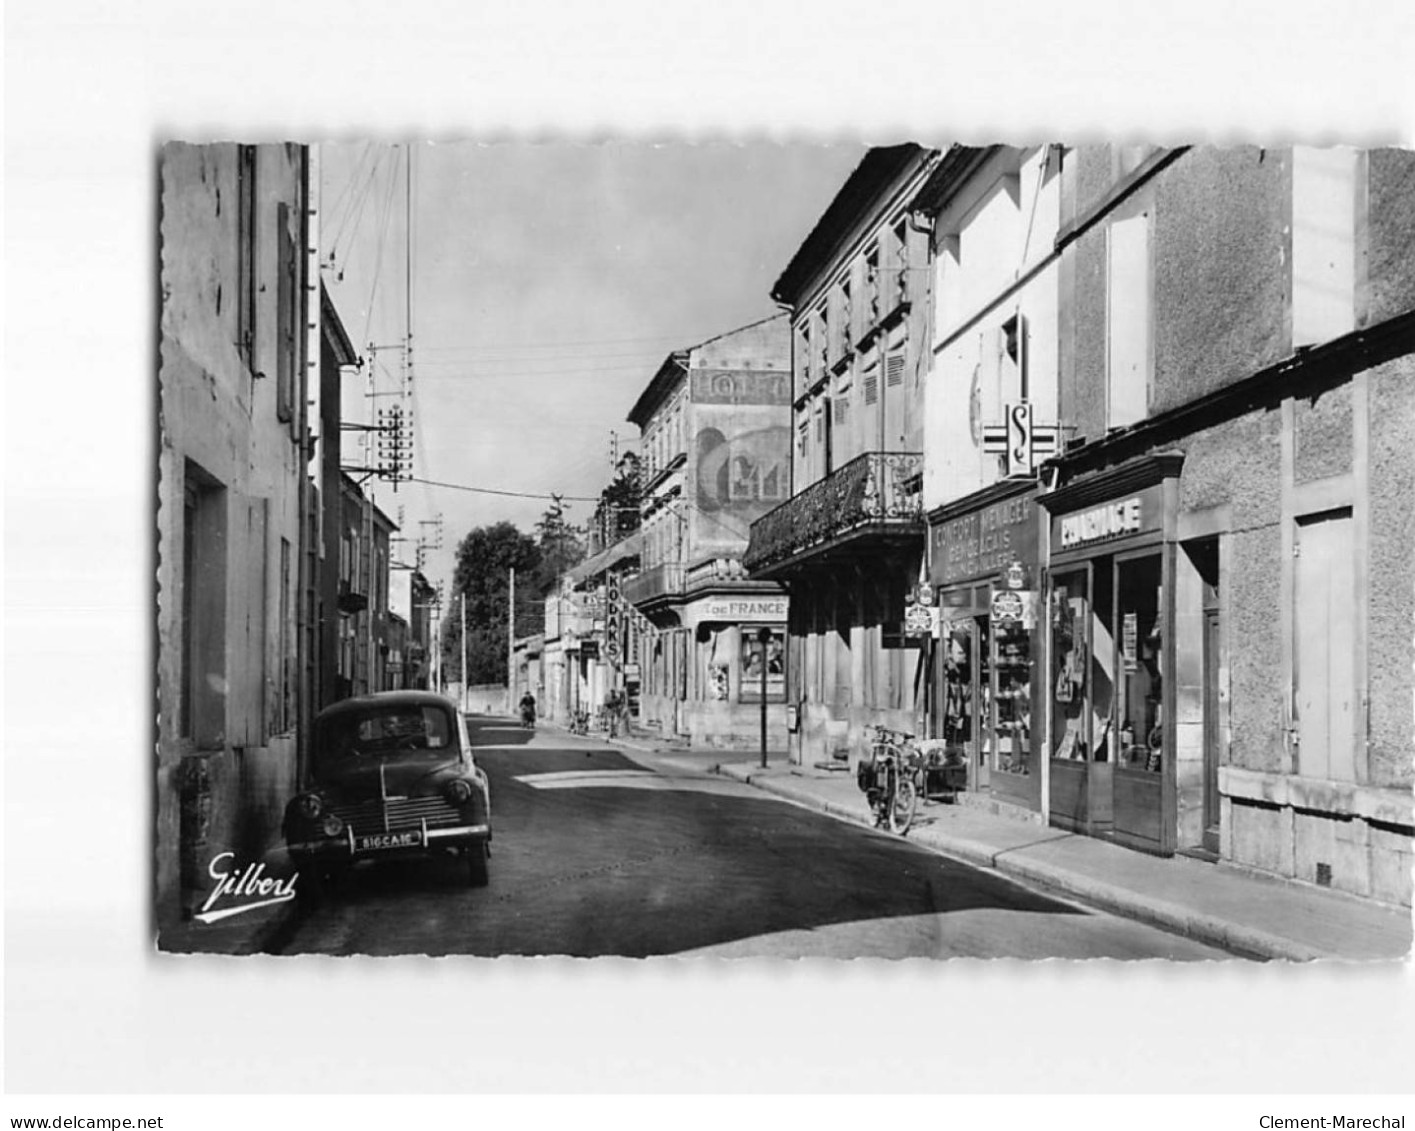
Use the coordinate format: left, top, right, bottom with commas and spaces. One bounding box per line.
888, 773, 918, 835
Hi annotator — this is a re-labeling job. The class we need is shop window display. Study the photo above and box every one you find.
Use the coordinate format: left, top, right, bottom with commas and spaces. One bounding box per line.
1051, 571, 1090, 761
1051, 566, 1116, 763
1116, 555, 1163, 773
941, 621, 975, 767
991, 615, 1032, 775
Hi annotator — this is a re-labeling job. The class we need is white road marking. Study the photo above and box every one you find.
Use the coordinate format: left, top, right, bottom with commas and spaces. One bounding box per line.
512, 769, 772, 798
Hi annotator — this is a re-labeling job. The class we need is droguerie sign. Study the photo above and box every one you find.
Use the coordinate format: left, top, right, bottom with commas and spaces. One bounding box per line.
930, 490, 1039, 586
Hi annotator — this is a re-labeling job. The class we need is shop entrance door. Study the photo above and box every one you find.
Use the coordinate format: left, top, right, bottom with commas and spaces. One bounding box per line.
1294, 510, 1355, 783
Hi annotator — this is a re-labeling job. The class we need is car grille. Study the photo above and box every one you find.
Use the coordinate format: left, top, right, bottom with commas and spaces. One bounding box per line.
328, 796, 465, 837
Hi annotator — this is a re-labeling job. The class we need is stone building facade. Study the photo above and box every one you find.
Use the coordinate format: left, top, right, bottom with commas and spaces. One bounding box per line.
743, 146, 939, 768
625, 315, 792, 748
910, 144, 1414, 905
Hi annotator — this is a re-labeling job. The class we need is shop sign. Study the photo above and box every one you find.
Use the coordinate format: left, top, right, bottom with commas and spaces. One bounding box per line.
904, 603, 936, 637
1004, 560, 1027, 590
929, 489, 1039, 586
1052, 484, 1164, 554
981, 401, 1061, 479
686, 595, 789, 627
991, 589, 1025, 623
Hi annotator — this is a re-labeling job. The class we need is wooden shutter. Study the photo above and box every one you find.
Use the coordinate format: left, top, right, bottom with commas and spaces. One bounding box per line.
864, 367, 879, 405
886, 353, 905, 387
276, 202, 295, 424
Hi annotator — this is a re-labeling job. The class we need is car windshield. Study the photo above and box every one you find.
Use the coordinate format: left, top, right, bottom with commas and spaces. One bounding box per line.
315, 705, 455, 771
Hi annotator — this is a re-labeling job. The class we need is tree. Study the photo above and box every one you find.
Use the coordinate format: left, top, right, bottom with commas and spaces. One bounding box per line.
593, 451, 642, 550
441, 522, 541, 685
533, 493, 586, 597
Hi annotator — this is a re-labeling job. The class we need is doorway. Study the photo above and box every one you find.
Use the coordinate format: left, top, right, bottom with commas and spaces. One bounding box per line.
1293, 509, 1356, 783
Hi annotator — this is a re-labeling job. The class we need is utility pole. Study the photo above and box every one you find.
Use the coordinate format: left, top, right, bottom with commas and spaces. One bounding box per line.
507, 567, 516, 713
757, 627, 770, 769
460, 592, 467, 714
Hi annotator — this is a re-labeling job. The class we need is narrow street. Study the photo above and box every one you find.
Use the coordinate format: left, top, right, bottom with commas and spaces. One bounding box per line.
271, 716, 1226, 959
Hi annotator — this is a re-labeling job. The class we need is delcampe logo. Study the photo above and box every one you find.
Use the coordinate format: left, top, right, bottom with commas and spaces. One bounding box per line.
196, 851, 298, 924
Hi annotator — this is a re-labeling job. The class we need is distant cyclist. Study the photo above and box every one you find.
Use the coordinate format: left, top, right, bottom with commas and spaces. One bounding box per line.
519, 691, 537, 729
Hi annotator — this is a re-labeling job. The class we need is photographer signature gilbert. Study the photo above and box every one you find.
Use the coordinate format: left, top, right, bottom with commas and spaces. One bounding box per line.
196, 852, 299, 924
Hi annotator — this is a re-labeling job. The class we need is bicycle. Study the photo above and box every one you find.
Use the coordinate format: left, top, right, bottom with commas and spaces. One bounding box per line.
857, 725, 925, 835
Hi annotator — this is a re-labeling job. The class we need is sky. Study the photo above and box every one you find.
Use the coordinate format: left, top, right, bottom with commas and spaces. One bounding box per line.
320, 141, 869, 596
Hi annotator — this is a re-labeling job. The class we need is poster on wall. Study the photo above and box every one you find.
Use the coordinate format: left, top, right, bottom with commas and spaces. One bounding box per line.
739, 627, 785, 703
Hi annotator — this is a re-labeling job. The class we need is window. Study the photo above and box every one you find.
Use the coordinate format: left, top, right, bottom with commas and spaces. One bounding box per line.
838, 277, 852, 352
275, 201, 298, 426
181, 462, 228, 747
278, 537, 292, 735
862, 349, 880, 407
1106, 197, 1152, 429
892, 218, 910, 307
236, 146, 257, 390
865, 244, 881, 324
796, 324, 811, 394
1001, 312, 1028, 400
1292, 146, 1357, 348
815, 302, 829, 379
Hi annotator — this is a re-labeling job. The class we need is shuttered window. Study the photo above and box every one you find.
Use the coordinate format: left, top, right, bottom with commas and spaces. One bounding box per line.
237, 146, 257, 389
885, 353, 905, 387
276, 202, 297, 425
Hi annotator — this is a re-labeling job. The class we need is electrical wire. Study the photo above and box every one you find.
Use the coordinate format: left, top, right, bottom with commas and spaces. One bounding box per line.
361, 149, 404, 348
405, 476, 601, 502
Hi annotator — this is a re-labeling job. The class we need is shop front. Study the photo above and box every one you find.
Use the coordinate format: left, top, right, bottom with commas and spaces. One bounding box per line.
679, 593, 788, 748
1041, 454, 1182, 854
928, 481, 1043, 814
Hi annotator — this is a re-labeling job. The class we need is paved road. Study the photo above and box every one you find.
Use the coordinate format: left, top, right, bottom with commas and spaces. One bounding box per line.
271, 717, 1227, 959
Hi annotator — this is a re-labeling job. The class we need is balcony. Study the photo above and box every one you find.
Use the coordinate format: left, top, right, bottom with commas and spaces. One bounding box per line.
742, 451, 924, 577
622, 562, 683, 610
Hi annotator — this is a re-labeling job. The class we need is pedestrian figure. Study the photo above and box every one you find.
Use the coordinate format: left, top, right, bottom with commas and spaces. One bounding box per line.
604, 687, 625, 738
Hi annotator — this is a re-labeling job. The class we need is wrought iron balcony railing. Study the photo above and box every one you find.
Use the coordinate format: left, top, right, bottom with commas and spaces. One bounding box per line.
742, 451, 924, 575
622, 562, 684, 607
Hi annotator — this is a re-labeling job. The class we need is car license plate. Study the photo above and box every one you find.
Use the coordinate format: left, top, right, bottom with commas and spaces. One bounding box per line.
355, 830, 423, 852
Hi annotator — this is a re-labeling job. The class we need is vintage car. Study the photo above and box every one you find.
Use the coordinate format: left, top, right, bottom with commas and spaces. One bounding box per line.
283, 691, 491, 889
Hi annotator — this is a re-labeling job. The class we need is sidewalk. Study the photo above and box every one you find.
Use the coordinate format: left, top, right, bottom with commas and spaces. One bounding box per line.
610, 734, 1412, 962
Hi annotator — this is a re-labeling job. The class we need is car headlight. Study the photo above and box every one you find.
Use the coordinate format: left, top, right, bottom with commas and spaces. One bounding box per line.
444, 779, 473, 806
321, 814, 344, 838
296, 793, 323, 820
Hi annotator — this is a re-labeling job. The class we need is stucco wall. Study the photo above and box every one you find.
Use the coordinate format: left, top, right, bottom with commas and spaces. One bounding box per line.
1366, 354, 1415, 789
1153, 147, 1288, 410
1365, 148, 1415, 324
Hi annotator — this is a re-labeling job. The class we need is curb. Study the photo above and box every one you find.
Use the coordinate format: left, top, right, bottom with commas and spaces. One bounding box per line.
715, 763, 1331, 962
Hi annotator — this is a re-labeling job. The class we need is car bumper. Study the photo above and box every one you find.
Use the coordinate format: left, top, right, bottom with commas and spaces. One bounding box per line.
288, 822, 490, 861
